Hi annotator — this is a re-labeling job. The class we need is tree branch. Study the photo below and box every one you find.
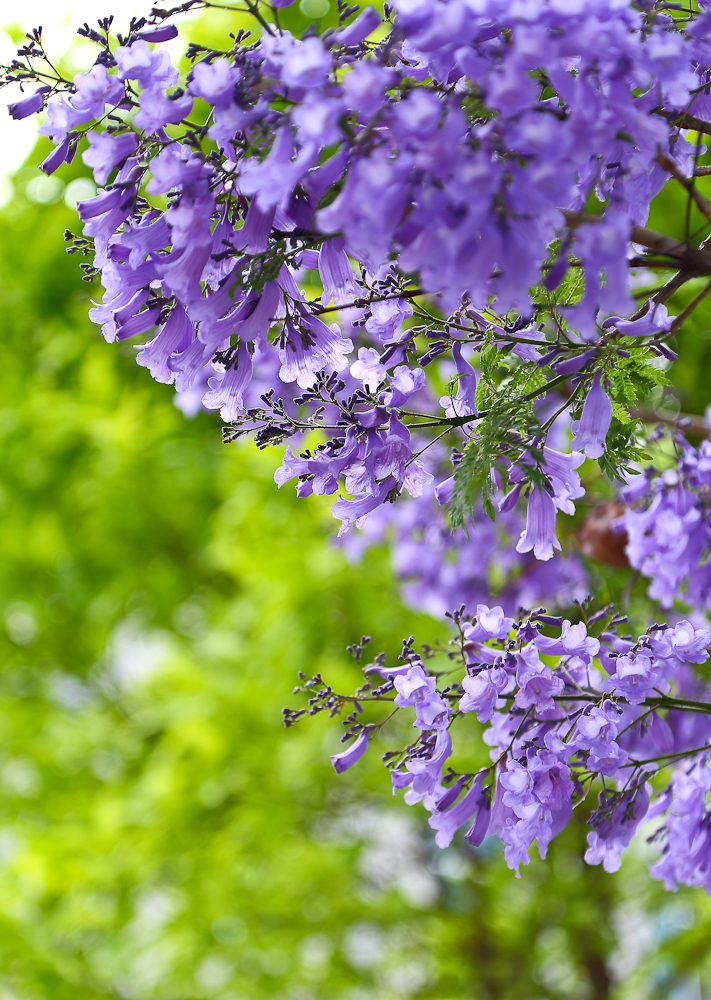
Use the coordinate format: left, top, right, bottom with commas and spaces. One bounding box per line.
653, 107, 711, 136
656, 151, 711, 225
560, 208, 711, 273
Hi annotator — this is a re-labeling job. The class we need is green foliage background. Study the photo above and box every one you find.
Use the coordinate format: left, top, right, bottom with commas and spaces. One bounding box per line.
4, 10, 711, 998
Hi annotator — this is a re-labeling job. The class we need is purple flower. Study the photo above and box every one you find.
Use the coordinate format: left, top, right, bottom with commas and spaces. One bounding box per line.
649, 621, 710, 664
189, 58, 240, 109
516, 486, 560, 562
650, 761, 711, 891
136, 305, 195, 383
398, 728, 453, 804
464, 795, 492, 847
331, 728, 370, 774
364, 297, 413, 340
501, 802, 554, 874
428, 772, 486, 848
82, 131, 138, 186
120, 213, 171, 268
135, 24, 180, 43
573, 704, 620, 754
332, 476, 397, 535
588, 740, 628, 777
434, 476, 454, 506
606, 301, 672, 338
394, 661, 449, 730
134, 87, 193, 134
319, 237, 357, 306
40, 137, 74, 176
585, 783, 650, 874
465, 604, 515, 641
278, 318, 352, 390
202, 341, 253, 420
146, 145, 205, 195
572, 704, 628, 774
486, 61, 539, 116
8, 85, 49, 120
500, 760, 534, 815
350, 348, 387, 392
373, 413, 414, 483
554, 348, 598, 377
342, 61, 392, 120
584, 831, 626, 874
439, 342, 478, 419
280, 36, 330, 90
514, 645, 564, 714
571, 373, 613, 460
38, 97, 88, 143
528, 748, 573, 813
386, 365, 425, 407
459, 666, 508, 722
72, 64, 124, 117
239, 127, 305, 211
394, 662, 435, 706
535, 620, 600, 662
234, 202, 275, 254
542, 447, 585, 515
609, 652, 663, 705
115, 41, 178, 89
332, 6, 382, 47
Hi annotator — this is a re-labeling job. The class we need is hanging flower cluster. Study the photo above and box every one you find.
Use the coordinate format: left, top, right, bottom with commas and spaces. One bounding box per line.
3, 0, 711, 548
7, 0, 711, 895
624, 433, 711, 610
339, 484, 589, 619
288, 603, 711, 891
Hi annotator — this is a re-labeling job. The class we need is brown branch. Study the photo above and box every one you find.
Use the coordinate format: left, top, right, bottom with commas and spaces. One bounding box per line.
560, 210, 711, 276
670, 277, 711, 331
631, 407, 709, 437
560, 210, 711, 329
653, 108, 711, 136
656, 151, 711, 225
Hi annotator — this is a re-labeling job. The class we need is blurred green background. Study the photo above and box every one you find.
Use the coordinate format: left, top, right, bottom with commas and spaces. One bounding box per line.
3, 8, 711, 1000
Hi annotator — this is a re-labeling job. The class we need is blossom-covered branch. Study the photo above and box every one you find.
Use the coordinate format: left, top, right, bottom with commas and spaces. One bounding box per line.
10, 0, 711, 898
288, 601, 711, 891
5, 0, 711, 551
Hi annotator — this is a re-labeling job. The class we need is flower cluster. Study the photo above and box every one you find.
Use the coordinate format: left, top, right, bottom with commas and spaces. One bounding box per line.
9, 0, 711, 899
624, 434, 711, 610
3, 0, 710, 549
339, 485, 588, 619
292, 603, 711, 891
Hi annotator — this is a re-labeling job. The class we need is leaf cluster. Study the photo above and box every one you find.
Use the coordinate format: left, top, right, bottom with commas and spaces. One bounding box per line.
450, 396, 542, 529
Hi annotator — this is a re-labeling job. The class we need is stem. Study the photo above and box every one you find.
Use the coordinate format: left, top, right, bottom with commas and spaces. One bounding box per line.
657, 151, 711, 227
404, 372, 571, 430
669, 277, 711, 332
313, 288, 425, 316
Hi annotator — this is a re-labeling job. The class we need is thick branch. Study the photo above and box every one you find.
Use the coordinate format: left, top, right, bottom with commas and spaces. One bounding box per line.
654, 108, 711, 136
560, 209, 711, 272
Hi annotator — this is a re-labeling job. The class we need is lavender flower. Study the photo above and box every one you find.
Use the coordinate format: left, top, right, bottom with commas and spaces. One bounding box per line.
460, 667, 508, 722
15, 0, 711, 903
331, 729, 371, 774
609, 651, 666, 705
514, 645, 564, 714
571, 373, 613, 459
516, 487, 560, 562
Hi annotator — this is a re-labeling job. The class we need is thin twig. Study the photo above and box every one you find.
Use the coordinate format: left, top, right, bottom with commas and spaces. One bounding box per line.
669, 277, 711, 331
631, 407, 709, 437
657, 151, 711, 225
